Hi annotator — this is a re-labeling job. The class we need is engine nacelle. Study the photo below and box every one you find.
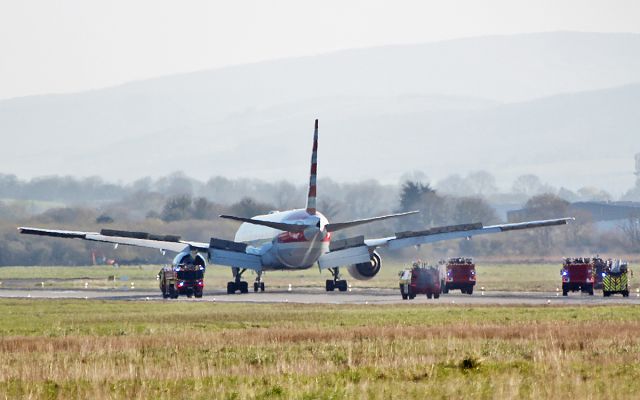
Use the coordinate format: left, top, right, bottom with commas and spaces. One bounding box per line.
172, 251, 207, 269
347, 251, 381, 280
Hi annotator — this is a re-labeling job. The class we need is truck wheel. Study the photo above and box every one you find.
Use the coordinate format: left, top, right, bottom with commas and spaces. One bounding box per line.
467, 286, 473, 295
442, 283, 449, 294
623, 290, 629, 297
194, 289, 203, 298
434, 292, 440, 299
169, 285, 178, 299
427, 292, 432, 299
562, 290, 568, 296
603, 291, 609, 297
161, 284, 169, 299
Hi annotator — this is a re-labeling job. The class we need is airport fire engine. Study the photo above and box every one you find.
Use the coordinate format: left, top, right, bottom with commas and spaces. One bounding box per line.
158, 252, 206, 299
561, 258, 594, 296
439, 257, 476, 295
399, 262, 441, 300
592, 257, 607, 289
602, 259, 630, 297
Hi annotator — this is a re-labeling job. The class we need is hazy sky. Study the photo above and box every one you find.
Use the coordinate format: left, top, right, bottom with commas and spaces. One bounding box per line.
1, 0, 639, 100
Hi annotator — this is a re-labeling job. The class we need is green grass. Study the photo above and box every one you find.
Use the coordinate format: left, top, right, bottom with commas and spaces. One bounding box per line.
0, 300, 639, 399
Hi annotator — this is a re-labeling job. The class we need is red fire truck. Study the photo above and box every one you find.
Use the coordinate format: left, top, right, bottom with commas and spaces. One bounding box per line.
592, 257, 607, 289
439, 258, 476, 295
561, 257, 594, 296
399, 262, 441, 300
158, 253, 206, 299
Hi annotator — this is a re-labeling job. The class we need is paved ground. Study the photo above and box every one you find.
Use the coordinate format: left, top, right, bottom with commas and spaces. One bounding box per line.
1, 287, 639, 305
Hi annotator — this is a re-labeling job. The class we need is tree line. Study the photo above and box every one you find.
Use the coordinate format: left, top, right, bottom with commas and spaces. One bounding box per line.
0, 176, 637, 266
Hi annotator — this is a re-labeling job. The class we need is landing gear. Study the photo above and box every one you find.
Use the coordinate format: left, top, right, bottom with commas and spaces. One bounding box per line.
253, 271, 265, 292
227, 268, 249, 294
326, 267, 348, 292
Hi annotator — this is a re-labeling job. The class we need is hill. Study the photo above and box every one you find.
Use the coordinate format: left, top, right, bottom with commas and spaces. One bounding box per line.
1, 32, 639, 192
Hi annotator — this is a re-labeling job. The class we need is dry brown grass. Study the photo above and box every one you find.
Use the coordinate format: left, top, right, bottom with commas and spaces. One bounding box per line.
1, 300, 639, 399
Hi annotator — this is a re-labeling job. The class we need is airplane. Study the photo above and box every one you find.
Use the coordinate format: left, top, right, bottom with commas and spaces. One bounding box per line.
18, 119, 573, 294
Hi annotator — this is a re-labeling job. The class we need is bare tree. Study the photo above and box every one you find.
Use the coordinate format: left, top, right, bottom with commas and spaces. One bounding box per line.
512, 174, 554, 197
466, 170, 498, 196
451, 197, 499, 225
436, 174, 467, 196
620, 213, 640, 252
576, 187, 611, 202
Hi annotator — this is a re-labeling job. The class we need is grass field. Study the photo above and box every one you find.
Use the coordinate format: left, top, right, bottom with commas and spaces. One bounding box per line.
0, 262, 595, 293
1, 299, 639, 399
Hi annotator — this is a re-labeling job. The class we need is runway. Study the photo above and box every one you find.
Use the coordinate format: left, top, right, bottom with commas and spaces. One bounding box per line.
1, 287, 639, 305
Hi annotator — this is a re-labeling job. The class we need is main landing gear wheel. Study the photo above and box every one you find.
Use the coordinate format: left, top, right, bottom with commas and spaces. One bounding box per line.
326, 267, 348, 292
227, 268, 249, 294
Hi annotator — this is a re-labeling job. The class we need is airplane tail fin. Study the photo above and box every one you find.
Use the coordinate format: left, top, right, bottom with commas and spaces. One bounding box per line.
306, 119, 319, 215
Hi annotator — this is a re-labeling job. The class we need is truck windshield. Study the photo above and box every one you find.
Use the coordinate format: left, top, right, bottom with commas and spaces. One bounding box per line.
177, 270, 204, 280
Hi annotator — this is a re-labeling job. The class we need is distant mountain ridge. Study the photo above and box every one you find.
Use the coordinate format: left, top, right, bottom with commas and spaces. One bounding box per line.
0, 32, 639, 193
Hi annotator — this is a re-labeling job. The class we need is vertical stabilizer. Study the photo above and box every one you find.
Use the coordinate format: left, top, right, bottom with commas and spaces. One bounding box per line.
306, 119, 319, 214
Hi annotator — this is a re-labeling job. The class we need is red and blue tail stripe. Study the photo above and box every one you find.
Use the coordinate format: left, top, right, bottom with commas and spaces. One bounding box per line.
306, 119, 319, 215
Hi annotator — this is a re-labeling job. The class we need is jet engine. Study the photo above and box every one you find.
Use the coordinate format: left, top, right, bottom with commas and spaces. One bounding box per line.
172, 251, 207, 269
347, 251, 381, 280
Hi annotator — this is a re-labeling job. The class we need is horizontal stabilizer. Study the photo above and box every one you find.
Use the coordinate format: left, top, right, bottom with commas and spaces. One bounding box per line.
325, 211, 419, 232
219, 215, 308, 232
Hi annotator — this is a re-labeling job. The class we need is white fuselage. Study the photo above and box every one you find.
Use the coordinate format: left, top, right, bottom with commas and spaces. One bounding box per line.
234, 209, 331, 270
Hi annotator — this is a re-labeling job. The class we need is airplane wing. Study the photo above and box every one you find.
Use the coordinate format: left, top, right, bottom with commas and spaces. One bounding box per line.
363, 218, 574, 250
18, 227, 206, 252
17, 227, 261, 270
